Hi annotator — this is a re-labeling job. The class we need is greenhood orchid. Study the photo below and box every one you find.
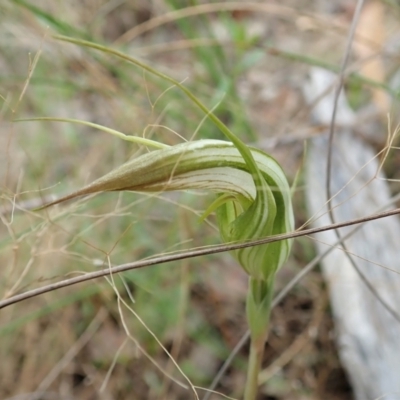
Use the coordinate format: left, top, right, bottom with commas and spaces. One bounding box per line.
43, 139, 294, 283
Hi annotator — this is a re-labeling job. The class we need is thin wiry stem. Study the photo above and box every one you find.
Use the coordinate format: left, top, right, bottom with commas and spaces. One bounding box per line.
1, 206, 400, 310
326, 0, 365, 204
323, 0, 397, 341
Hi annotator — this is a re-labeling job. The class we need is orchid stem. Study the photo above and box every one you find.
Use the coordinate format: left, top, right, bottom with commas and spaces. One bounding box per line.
244, 277, 274, 400
244, 330, 269, 400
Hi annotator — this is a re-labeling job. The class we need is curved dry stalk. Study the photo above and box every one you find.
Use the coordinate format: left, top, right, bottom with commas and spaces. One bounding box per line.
321, 0, 398, 353
1, 206, 400, 310
112, 1, 352, 47
326, 0, 365, 202
114, 3, 298, 45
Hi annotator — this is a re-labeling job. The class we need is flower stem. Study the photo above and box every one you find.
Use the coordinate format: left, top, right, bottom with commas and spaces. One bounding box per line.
244, 330, 269, 400
244, 277, 274, 400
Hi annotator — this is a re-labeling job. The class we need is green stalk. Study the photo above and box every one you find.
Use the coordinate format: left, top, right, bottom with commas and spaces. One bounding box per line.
245, 334, 267, 400
244, 277, 274, 400
15, 117, 168, 149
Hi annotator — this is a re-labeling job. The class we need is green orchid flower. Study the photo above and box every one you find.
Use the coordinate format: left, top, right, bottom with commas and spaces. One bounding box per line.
43, 138, 293, 283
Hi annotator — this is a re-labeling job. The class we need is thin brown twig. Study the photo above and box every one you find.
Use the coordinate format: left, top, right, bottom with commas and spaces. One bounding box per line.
326, 0, 365, 204
113, 3, 298, 45
1, 206, 399, 310
323, 0, 400, 335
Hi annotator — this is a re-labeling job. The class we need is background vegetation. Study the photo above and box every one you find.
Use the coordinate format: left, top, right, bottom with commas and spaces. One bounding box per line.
1, 1, 399, 399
